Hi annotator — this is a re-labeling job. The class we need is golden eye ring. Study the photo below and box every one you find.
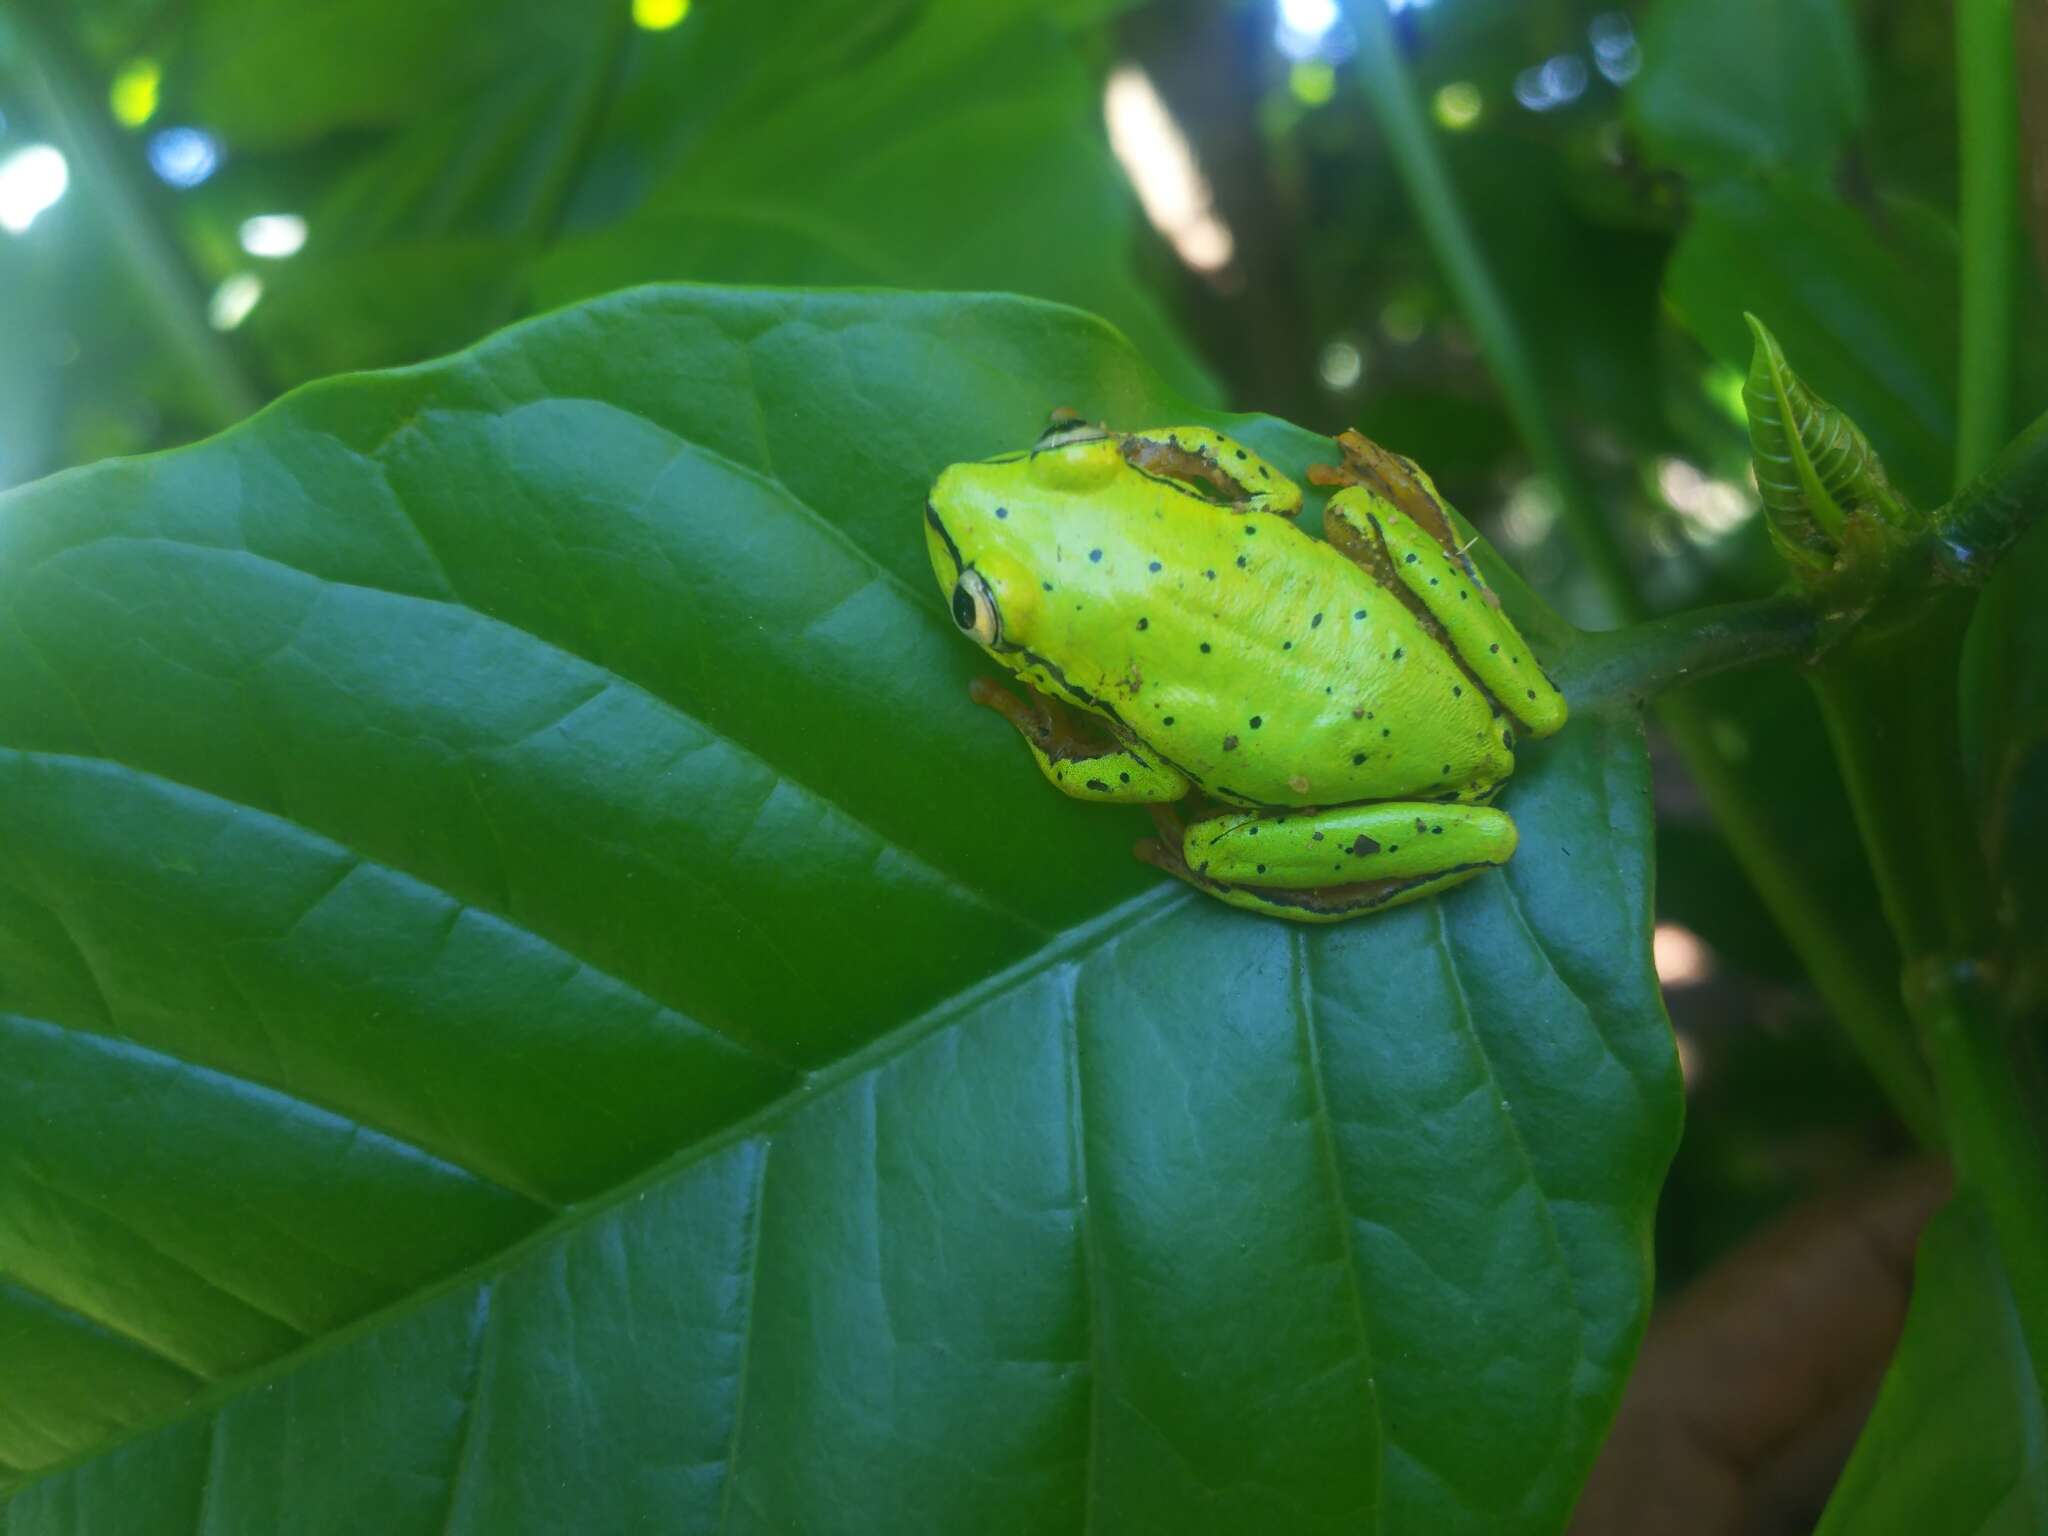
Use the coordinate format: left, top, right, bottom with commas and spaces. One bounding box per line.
951, 569, 1001, 646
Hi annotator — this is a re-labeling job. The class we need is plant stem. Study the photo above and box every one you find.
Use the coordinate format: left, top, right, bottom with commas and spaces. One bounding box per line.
1914, 959, 2048, 1399
1803, 2, 2048, 1369
1809, 588, 2047, 1355
1934, 402, 2048, 583
1558, 596, 1818, 715
1349, 6, 1639, 621
1662, 693, 1943, 1145
11, 4, 263, 432
1350, 7, 1940, 1139
1955, 0, 2019, 488
1808, 599, 1991, 962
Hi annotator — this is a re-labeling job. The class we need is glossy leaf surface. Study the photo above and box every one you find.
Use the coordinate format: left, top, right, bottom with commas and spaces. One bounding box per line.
0, 289, 1678, 1532
1629, 0, 1865, 180
1819, 1199, 2048, 1535
530, 10, 1209, 399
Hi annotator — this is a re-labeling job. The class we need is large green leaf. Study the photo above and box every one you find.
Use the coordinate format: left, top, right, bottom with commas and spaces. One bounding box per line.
1628, 0, 1866, 181
530, 9, 1210, 400
169, 0, 583, 149
0, 288, 1677, 1532
1818, 1198, 2048, 1534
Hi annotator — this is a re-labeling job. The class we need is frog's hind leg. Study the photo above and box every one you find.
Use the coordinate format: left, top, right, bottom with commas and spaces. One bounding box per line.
1135, 840, 1497, 924
972, 677, 1189, 804
1322, 476, 1568, 739
1137, 800, 1517, 923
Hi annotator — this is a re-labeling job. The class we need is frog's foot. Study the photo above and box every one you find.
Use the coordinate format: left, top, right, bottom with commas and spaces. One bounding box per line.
971, 677, 1188, 804
1136, 800, 1517, 923
1308, 429, 1460, 550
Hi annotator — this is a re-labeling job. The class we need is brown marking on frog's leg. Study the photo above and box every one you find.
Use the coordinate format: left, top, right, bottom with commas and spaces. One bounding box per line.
1144, 802, 1190, 846
1321, 496, 1461, 666
1119, 432, 1252, 504
979, 676, 1191, 804
1348, 498, 1567, 737
1134, 809, 1202, 887
970, 676, 1111, 764
1312, 429, 1502, 605
1322, 499, 1406, 589
970, 674, 1053, 746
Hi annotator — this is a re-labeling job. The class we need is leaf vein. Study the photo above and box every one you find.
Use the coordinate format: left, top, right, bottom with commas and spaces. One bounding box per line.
1289, 930, 1386, 1523
714, 1139, 771, 1536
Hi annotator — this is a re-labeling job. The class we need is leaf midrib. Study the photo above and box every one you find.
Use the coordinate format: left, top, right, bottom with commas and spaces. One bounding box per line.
3, 882, 1193, 1496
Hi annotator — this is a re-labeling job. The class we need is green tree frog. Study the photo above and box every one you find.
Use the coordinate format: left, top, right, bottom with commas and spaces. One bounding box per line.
924, 417, 1568, 922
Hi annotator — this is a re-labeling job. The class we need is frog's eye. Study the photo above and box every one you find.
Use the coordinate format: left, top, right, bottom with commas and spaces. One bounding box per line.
951, 569, 1002, 646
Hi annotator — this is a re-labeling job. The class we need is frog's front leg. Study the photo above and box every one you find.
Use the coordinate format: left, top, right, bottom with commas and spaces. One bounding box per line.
1138, 800, 1517, 923
970, 677, 1190, 803
1118, 426, 1304, 516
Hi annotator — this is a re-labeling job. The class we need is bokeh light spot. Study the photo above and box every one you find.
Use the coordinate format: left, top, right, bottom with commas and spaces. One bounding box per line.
633, 0, 691, 30
239, 213, 308, 258
1432, 81, 1482, 131
1500, 478, 1561, 549
1515, 55, 1589, 112
1656, 456, 1756, 544
1289, 62, 1336, 106
208, 274, 263, 331
1653, 923, 1714, 988
1318, 339, 1365, 392
1105, 65, 1237, 277
1279, 0, 1339, 34
1379, 298, 1426, 344
148, 127, 220, 188
110, 58, 161, 128
1589, 12, 1641, 84
0, 145, 70, 235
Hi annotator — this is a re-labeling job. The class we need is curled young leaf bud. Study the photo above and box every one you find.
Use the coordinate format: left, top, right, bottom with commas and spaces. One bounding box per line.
1743, 314, 1919, 582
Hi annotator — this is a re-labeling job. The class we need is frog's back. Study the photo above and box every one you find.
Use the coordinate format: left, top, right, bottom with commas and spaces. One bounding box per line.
1011, 488, 1513, 807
